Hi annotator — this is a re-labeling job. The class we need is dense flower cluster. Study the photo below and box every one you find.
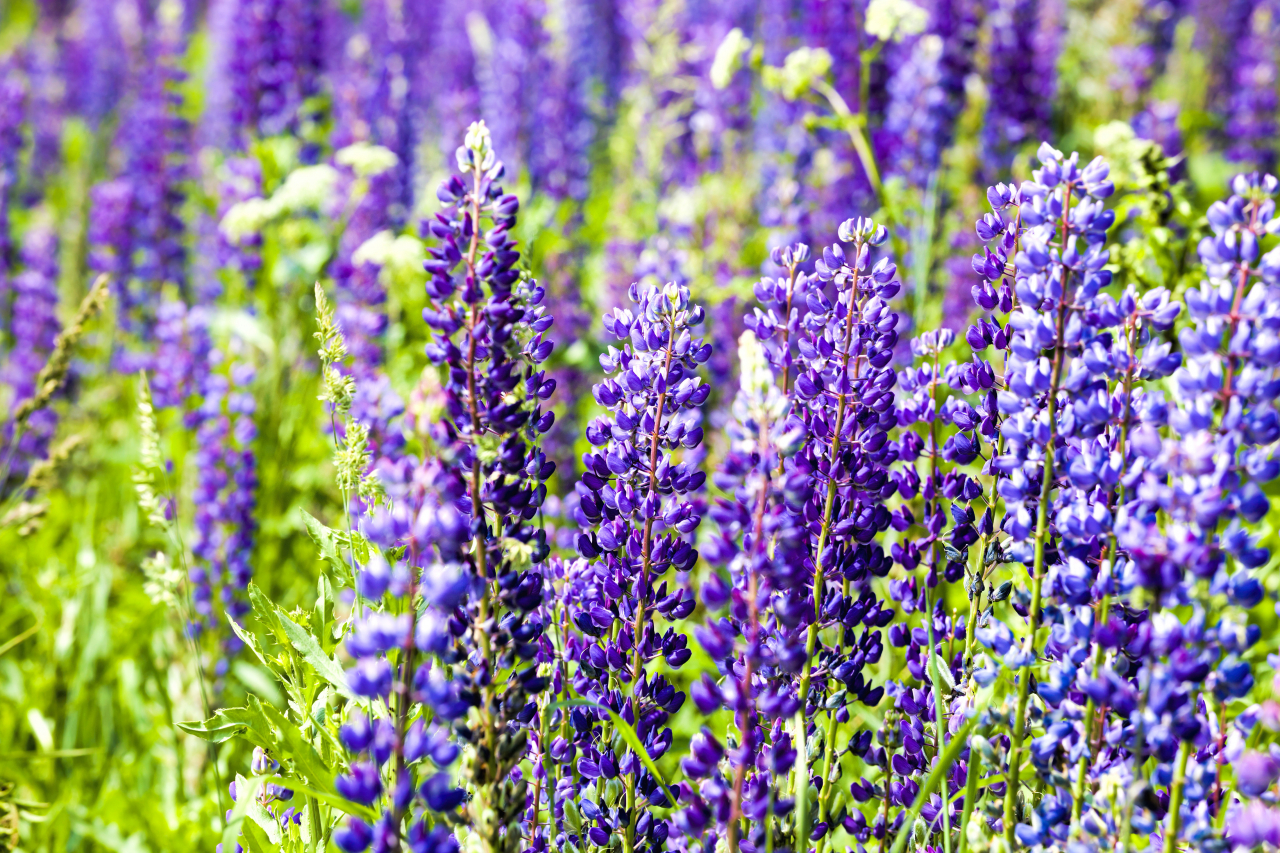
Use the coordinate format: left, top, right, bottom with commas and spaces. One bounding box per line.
87, 12, 189, 350
1, 222, 60, 492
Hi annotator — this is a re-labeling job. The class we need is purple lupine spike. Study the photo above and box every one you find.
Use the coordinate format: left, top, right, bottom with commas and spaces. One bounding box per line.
206, 0, 329, 147
0, 57, 25, 332
884, 0, 981, 183
955, 144, 1124, 845
1222, 0, 1279, 169
61, 0, 127, 125
17, 29, 64, 197
87, 13, 190, 351
679, 324, 808, 851
334, 452, 469, 848
981, 0, 1063, 173
1, 221, 60, 495
560, 275, 710, 852
785, 218, 901, 845
417, 120, 556, 850
1104, 175, 1280, 848
151, 300, 212, 411
187, 351, 258, 684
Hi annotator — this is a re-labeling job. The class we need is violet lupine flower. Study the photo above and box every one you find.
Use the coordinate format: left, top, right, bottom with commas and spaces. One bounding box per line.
188, 356, 259, 681
963, 144, 1119, 844
332, 466, 469, 853
1119, 173, 1280, 602
881, 327, 999, 844
0, 58, 24, 328
419, 120, 556, 851
60, 0, 127, 125
1223, 1, 1279, 169
687, 327, 807, 851
1108, 174, 1280, 847
552, 0, 622, 200
958, 157, 1176, 849
21, 29, 64, 195
981, 0, 1062, 173
206, 0, 327, 146
220, 750, 301, 844
559, 277, 710, 852
150, 300, 212, 411
884, 0, 981, 183
1, 223, 60, 495
1111, 0, 1189, 110
780, 218, 901, 845
87, 15, 189, 348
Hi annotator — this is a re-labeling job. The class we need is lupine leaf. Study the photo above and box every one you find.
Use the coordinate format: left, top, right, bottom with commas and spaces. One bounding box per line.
178, 705, 275, 749
301, 509, 346, 573
220, 774, 264, 850
275, 607, 355, 702
264, 775, 379, 822
547, 698, 678, 804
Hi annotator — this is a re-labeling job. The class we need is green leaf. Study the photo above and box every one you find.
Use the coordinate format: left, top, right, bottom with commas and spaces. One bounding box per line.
302, 509, 347, 575
239, 814, 276, 853
178, 705, 276, 749
248, 583, 289, 647
245, 795, 282, 846
221, 775, 264, 851
312, 574, 334, 644
226, 612, 273, 669
547, 699, 677, 804
254, 695, 336, 789
930, 651, 957, 692
265, 775, 378, 823
275, 606, 356, 702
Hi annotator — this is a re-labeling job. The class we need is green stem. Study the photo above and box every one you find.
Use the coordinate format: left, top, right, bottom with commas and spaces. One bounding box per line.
794, 259, 867, 848
1119, 672, 1155, 853
1163, 740, 1192, 853
794, 710, 811, 852
926, 586, 953, 853
955, 747, 984, 853
1001, 187, 1073, 844
924, 352, 952, 853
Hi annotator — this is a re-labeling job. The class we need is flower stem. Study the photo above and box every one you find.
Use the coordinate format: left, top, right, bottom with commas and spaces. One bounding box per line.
795, 262, 865, 849
955, 748, 983, 853
1163, 739, 1192, 853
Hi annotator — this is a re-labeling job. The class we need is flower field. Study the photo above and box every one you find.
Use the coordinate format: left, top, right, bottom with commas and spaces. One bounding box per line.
1, 1, 1280, 852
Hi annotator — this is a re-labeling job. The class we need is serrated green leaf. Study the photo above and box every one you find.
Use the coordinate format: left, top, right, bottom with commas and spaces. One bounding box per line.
248, 583, 288, 647
226, 612, 273, 669
275, 606, 356, 702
